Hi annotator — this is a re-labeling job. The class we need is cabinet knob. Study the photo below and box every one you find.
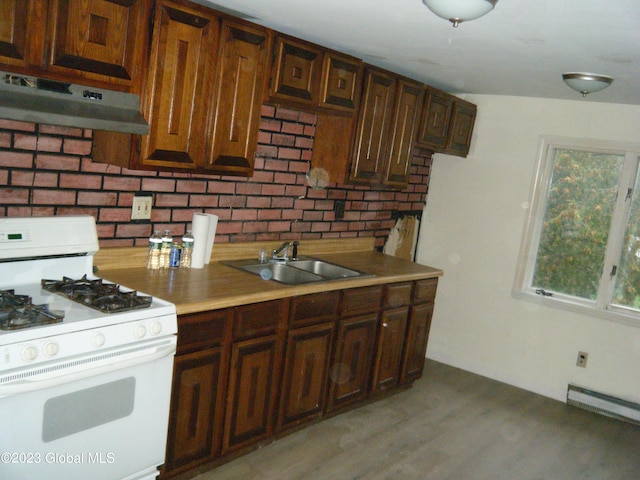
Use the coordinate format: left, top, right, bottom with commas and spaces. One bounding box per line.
382, 322, 388, 327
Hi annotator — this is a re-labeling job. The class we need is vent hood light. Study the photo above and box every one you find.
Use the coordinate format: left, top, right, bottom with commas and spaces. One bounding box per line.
0, 72, 149, 135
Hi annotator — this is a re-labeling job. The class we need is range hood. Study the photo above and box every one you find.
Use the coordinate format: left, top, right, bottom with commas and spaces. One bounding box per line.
0, 71, 149, 135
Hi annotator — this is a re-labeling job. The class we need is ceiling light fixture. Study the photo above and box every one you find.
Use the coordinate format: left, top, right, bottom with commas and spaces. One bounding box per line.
422, 0, 498, 27
562, 72, 614, 97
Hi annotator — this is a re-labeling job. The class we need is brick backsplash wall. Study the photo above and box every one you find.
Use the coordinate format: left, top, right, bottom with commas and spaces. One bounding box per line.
0, 105, 432, 250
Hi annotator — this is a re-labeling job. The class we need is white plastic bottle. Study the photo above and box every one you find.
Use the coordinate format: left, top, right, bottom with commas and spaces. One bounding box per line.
147, 231, 162, 270
159, 230, 172, 268
180, 230, 194, 268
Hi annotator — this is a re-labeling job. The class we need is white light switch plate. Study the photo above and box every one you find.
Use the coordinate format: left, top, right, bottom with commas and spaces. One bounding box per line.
131, 195, 152, 220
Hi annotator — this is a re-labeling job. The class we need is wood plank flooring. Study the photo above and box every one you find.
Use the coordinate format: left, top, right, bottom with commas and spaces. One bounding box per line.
193, 360, 640, 480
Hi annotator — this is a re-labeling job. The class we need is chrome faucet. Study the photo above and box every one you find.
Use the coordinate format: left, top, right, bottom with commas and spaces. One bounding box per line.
272, 241, 299, 261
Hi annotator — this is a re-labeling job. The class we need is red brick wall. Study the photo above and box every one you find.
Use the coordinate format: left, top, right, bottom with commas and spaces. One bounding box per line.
0, 105, 432, 249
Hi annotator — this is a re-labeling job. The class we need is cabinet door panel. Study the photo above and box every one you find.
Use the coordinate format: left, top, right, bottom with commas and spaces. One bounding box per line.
207, 20, 271, 176
372, 307, 408, 392
0, 0, 44, 69
278, 323, 334, 429
327, 313, 377, 411
141, 1, 218, 168
48, 0, 148, 86
350, 68, 395, 185
165, 347, 224, 470
384, 79, 423, 188
415, 88, 453, 150
318, 52, 363, 112
445, 100, 477, 157
269, 36, 321, 107
224, 335, 279, 452
400, 302, 433, 383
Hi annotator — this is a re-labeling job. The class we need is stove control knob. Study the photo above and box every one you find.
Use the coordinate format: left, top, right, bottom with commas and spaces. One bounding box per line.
43, 342, 60, 358
151, 321, 163, 335
22, 345, 38, 362
92, 332, 106, 348
134, 325, 147, 339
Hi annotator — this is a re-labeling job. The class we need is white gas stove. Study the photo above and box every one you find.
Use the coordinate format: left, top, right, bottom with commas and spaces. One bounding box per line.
0, 215, 177, 480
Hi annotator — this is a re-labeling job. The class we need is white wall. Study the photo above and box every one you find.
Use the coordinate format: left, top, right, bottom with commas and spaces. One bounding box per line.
416, 95, 640, 402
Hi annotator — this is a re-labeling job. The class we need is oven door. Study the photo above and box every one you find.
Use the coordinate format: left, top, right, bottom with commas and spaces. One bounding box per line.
0, 336, 176, 480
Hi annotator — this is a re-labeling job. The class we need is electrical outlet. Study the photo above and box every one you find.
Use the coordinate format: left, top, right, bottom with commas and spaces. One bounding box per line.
131, 195, 152, 221
576, 351, 588, 368
334, 200, 346, 220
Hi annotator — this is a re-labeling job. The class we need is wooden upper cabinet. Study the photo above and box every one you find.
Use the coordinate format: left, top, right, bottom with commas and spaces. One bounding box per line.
140, 0, 219, 169
268, 37, 363, 115
46, 0, 149, 89
318, 51, 363, 113
384, 78, 423, 188
445, 98, 477, 157
0, 0, 46, 70
206, 20, 271, 176
349, 67, 396, 185
268, 35, 322, 108
415, 87, 454, 150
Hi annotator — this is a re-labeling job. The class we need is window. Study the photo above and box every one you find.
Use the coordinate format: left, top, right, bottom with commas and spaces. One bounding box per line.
514, 136, 640, 325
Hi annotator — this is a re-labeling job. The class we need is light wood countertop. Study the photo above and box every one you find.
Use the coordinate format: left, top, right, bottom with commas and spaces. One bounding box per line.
95, 239, 443, 316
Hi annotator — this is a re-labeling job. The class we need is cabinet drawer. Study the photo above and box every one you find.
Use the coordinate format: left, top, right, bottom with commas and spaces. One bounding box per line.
234, 299, 287, 340
290, 291, 340, 328
384, 282, 412, 308
413, 278, 438, 304
177, 309, 232, 355
341, 286, 382, 317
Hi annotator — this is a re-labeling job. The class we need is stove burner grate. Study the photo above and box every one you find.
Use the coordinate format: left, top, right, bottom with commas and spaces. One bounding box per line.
41, 275, 152, 313
0, 290, 65, 330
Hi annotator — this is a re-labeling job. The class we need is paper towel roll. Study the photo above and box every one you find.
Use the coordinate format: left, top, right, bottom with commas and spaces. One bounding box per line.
191, 213, 218, 269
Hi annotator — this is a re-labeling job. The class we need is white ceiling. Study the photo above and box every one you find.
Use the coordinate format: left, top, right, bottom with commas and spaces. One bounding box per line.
197, 0, 640, 105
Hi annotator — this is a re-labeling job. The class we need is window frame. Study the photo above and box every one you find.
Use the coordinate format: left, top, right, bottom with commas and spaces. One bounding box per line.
513, 135, 640, 327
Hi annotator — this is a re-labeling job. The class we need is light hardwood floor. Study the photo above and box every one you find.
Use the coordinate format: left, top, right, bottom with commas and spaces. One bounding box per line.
194, 360, 640, 480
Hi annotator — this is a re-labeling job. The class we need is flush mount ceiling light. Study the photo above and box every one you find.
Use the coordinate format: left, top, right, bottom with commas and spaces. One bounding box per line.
562, 72, 614, 97
422, 0, 498, 27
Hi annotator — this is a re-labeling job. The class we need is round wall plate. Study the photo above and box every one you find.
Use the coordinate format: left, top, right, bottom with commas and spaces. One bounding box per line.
306, 167, 330, 189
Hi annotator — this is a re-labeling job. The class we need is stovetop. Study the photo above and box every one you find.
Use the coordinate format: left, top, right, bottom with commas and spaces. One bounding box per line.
0, 275, 155, 331
0, 289, 65, 330
41, 275, 153, 314
0, 278, 176, 346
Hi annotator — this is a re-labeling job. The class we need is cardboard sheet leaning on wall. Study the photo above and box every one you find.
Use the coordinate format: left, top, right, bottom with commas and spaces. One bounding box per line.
383, 215, 420, 261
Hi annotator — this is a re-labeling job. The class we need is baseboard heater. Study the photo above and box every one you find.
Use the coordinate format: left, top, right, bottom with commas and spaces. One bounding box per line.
567, 384, 640, 426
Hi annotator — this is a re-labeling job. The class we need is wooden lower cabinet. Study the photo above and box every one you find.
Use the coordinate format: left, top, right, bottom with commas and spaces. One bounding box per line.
162, 309, 231, 478
326, 313, 377, 411
400, 278, 438, 384
400, 303, 434, 383
223, 334, 280, 452
160, 279, 437, 479
371, 307, 408, 392
164, 348, 225, 472
278, 323, 335, 430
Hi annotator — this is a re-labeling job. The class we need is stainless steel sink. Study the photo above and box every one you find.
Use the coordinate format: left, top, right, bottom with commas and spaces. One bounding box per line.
239, 262, 324, 284
222, 256, 372, 285
287, 259, 366, 280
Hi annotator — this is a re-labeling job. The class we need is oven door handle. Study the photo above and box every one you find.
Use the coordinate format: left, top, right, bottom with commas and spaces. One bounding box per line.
0, 340, 176, 398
